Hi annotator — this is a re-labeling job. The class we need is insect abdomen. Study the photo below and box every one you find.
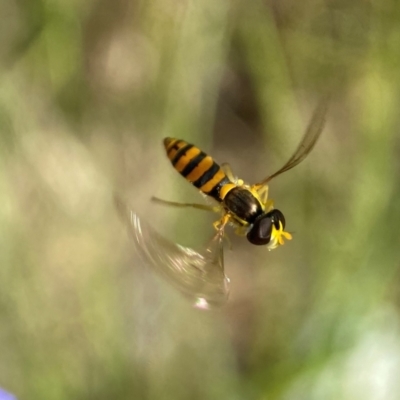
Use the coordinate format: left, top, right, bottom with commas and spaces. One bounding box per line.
164, 137, 231, 202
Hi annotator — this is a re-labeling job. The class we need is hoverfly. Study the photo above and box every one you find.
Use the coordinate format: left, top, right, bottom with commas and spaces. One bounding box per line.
153, 99, 328, 249
121, 99, 328, 309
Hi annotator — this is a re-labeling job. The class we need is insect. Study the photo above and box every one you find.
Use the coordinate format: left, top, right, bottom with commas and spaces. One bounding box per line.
120, 99, 328, 309
153, 99, 329, 250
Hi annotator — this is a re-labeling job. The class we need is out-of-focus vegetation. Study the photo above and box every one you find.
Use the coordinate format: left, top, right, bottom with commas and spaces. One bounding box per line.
1, 0, 400, 399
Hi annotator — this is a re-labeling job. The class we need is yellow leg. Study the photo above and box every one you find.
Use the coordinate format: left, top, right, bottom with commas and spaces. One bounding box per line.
151, 197, 218, 212
212, 213, 233, 250
264, 199, 274, 212
212, 213, 231, 232
255, 184, 269, 203
234, 225, 248, 237
251, 184, 274, 212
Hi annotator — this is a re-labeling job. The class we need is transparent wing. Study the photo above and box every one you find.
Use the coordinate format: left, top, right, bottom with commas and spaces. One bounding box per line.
115, 197, 230, 309
255, 97, 329, 186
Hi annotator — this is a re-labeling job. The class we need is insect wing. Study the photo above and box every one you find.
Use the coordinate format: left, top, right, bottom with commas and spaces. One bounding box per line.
129, 213, 229, 308
255, 98, 329, 186
116, 197, 230, 308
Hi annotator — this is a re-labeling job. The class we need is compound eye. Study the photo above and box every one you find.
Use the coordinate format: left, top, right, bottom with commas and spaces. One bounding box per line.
270, 209, 285, 230
247, 215, 273, 245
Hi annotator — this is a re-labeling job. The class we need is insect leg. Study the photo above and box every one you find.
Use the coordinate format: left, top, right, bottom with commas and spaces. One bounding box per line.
234, 225, 248, 237
251, 184, 274, 212
151, 197, 218, 212
254, 184, 269, 203
213, 213, 231, 232
263, 199, 274, 212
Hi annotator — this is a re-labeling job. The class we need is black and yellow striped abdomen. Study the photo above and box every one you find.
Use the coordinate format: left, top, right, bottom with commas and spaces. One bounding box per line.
164, 137, 233, 202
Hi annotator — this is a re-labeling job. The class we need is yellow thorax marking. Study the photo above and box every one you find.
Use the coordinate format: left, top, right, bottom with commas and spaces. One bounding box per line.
219, 183, 236, 200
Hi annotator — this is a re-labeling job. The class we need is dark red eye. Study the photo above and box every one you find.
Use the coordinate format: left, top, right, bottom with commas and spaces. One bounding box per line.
247, 215, 273, 245
246, 209, 285, 246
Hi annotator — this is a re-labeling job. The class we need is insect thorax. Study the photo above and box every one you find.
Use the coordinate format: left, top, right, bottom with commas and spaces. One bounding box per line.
223, 187, 263, 225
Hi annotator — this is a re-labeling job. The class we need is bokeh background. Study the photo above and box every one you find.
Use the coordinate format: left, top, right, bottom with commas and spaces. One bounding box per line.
1, 0, 400, 399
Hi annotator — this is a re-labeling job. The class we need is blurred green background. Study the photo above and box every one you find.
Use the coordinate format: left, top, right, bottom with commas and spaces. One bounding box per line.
1, 0, 400, 399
